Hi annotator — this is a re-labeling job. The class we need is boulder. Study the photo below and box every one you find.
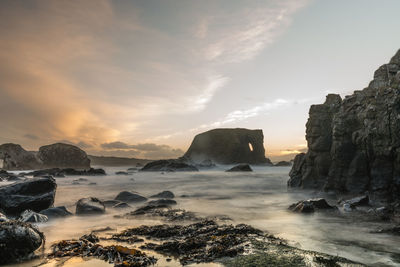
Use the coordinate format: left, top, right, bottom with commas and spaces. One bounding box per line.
115, 171, 129, 175
0, 176, 57, 214
103, 200, 122, 207
288, 49, 400, 205
76, 197, 105, 215
0, 143, 41, 170
19, 210, 48, 223
40, 206, 72, 219
339, 195, 369, 207
289, 198, 336, 213
226, 164, 253, 172
112, 202, 131, 209
147, 199, 177, 206
37, 143, 90, 169
150, 191, 175, 199
141, 160, 198, 172
0, 221, 44, 264
115, 191, 147, 203
274, 161, 292, 167
184, 128, 272, 164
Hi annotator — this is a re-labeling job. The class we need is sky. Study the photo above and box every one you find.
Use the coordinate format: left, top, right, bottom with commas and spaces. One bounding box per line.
1, 0, 400, 161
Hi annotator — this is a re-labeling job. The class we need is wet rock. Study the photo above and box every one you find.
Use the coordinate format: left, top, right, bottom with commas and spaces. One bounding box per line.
115, 191, 147, 203
113, 202, 131, 209
121, 205, 199, 221
27, 167, 106, 177
0, 212, 8, 222
288, 49, 400, 205
195, 159, 216, 168
37, 143, 90, 169
141, 159, 198, 172
40, 206, 72, 219
19, 210, 48, 223
76, 197, 105, 215
184, 128, 272, 164
274, 161, 292, 167
115, 171, 129, 175
150, 190, 175, 199
0, 176, 57, 214
226, 164, 253, 172
0, 220, 44, 264
48, 233, 157, 266
339, 195, 369, 209
103, 200, 122, 207
147, 199, 177, 206
289, 198, 337, 213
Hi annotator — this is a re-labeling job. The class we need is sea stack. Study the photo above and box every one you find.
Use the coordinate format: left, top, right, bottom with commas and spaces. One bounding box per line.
184, 128, 271, 164
288, 49, 400, 205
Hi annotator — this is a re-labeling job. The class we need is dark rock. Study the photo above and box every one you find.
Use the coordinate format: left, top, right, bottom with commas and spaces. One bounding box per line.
0, 143, 41, 170
339, 195, 369, 207
288, 49, 400, 205
27, 167, 106, 177
115, 171, 130, 175
19, 210, 48, 223
141, 159, 198, 172
115, 191, 147, 203
226, 164, 253, 172
103, 200, 122, 207
112, 202, 131, 209
289, 198, 337, 213
40, 206, 72, 219
274, 161, 292, 167
76, 197, 105, 215
0, 212, 8, 222
150, 190, 175, 199
37, 143, 90, 169
0, 221, 44, 264
147, 199, 177, 206
184, 128, 272, 165
121, 205, 199, 221
0, 176, 57, 215
195, 159, 216, 168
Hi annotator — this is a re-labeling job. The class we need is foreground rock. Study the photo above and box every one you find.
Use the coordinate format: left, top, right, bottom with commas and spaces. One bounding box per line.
115, 191, 147, 203
0, 176, 57, 214
19, 210, 48, 223
37, 143, 90, 169
0, 170, 21, 181
26, 167, 106, 177
226, 164, 253, 172
140, 159, 198, 172
149, 190, 175, 199
40, 206, 72, 219
0, 221, 44, 264
289, 198, 337, 213
184, 128, 272, 164
76, 197, 105, 215
288, 49, 400, 206
48, 233, 157, 266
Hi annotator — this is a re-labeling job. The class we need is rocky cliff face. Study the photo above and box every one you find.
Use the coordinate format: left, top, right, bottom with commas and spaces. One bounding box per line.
184, 128, 271, 164
288, 49, 400, 204
0, 143, 91, 170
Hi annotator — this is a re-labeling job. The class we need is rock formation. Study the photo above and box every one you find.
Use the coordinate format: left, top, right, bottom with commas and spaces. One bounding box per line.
38, 143, 90, 169
0, 142, 91, 170
184, 128, 271, 164
288, 49, 400, 205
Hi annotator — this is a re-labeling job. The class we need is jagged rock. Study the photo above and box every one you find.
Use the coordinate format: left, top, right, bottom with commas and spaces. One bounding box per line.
19, 210, 48, 223
150, 191, 175, 199
37, 143, 90, 169
0, 143, 41, 170
141, 159, 198, 172
226, 164, 253, 172
274, 161, 292, 167
0, 176, 57, 214
76, 197, 105, 215
0, 221, 44, 264
288, 49, 400, 205
289, 198, 336, 213
115, 191, 147, 203
184, 128, 272, 164
40, 206, 72, 219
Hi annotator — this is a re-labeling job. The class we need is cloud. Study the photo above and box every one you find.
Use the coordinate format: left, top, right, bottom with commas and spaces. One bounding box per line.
100, 141, 184, 159
23, 134, 39, 140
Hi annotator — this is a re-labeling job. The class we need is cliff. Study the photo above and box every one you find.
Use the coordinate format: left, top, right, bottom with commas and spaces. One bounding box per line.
288, 49, 400, 204
184, 128, 271, 164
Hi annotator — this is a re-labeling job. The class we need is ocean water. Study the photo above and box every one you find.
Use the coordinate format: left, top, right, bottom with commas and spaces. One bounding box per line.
3, 166, 400, 267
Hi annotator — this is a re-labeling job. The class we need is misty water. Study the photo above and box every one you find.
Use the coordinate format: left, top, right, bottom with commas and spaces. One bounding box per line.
4, 166, 400, 267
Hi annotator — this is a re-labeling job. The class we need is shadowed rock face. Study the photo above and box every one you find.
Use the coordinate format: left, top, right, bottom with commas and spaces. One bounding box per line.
288, 49, 400, 204
38, 143, 90, 169
0, 143, 41, 170
184, 128, 271, 164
